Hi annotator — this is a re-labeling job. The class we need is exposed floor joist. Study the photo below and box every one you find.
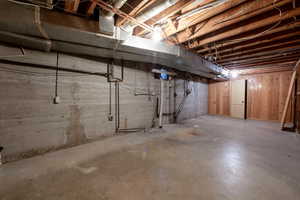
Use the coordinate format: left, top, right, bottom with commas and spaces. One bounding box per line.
53, 0, 300, 72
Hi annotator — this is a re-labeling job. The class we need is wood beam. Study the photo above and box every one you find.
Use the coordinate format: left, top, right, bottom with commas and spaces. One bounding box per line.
224, 58, 297, 69
73, 0, 80, 12
64, 0, 80, 13
87, 1, 97, 16
232, 64, 294, 71
205, 30, 300, 56
281, 59, 300, 128
220, 51, 300, 64
220, 56, 300, 68
197, 21, 300, 54
222, 57, 300, 67
172, 0, 292, 44
217, 40, 300, 60
218, 45, 300, 63
238, 66, 293, 75
162, 0, 247, 38
181, 0, 216, 15
226, 60, 297, 68
65, 0, 73, 11
188, 7, 300, 49
116, 0, 159, 27
219, 51, 300, 65
133, 0, 195, 36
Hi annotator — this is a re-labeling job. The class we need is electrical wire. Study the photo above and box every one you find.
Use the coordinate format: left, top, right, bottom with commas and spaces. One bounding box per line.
209, 2, 284, 61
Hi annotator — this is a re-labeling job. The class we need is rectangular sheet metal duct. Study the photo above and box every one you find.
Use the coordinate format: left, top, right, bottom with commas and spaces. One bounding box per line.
0, 0, 227, 79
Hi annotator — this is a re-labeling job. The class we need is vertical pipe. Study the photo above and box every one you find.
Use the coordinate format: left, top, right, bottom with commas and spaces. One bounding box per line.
121, 59, 124, 81
0, 146, 3, 165
108, 81, 113, 121
159, 79, 164, 128
115, 81, 120, 133
173, 78, 177, 123
115, 81, 118, 133
168, 80, 171, 123
117, 82, 120, 130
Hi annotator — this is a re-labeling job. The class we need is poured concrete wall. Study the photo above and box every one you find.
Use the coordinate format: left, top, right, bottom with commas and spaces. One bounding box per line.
0, 51, 208, 162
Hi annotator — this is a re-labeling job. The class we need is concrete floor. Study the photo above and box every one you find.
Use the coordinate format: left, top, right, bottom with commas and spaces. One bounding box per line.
1, 115, 300, 200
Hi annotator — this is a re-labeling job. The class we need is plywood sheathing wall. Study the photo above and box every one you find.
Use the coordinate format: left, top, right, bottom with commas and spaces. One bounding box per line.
208, 71, 293, 122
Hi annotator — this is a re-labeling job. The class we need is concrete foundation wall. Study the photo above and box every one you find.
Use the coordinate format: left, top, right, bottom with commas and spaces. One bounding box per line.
0, 51, 208, 162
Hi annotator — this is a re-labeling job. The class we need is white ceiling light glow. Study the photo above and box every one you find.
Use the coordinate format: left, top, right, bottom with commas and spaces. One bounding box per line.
221, 69, 229, 77
152, 26, 162, 41
230, 70, 239, 78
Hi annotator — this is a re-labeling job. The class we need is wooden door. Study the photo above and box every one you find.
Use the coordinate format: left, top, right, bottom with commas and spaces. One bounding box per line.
230, 80, 246, 119
208, 83, 217, 114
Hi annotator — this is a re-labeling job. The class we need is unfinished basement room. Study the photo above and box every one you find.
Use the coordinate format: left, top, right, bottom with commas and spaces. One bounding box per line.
1, 0, 300, 199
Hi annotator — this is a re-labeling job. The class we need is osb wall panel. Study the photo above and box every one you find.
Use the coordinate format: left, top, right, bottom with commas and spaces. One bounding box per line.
208, 81, 230, 116
208, 71, 293, 121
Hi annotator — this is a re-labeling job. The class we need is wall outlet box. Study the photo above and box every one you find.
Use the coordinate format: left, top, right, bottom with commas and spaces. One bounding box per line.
53, 96, 61, 104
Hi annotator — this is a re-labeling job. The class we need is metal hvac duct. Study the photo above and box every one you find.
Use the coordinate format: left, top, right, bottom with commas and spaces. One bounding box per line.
123, 0, 180, 31
0, 0, 227, 79
100, 0, 128, 35
104, 0, 128, 17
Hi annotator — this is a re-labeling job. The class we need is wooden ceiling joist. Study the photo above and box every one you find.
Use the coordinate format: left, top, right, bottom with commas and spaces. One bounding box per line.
222, 57, 300, 67
133, 0, 195, 36
172, 0, 293, 45
205, 30, 300, 56
57, 0, 300, 71
237, 66, 294, 75
116, 0, 159, 27
188, 7, 300, 50
223, 60, 299, 69
87, 1, 98, 16
161, 0, 248, 39
225, 60, 298, 68
65, 0, 81, 13
216, 40, 300, 60
231, 63, 294, 70
180, 0, 216, 15
219, 51, 300, 65
218, 47, 300, 64
197, 21, 300, 54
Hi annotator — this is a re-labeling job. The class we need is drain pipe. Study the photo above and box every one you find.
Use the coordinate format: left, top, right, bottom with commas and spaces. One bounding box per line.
0, 146, 3, 165
152, 69, 177, 128
159, 78, 164, 128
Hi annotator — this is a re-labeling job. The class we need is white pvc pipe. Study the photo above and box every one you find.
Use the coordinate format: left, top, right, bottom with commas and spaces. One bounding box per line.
159, 78, 164, 128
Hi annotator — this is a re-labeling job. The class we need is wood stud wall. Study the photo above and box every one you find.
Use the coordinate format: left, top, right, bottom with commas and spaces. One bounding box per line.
208, 71, 293, 122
